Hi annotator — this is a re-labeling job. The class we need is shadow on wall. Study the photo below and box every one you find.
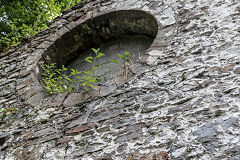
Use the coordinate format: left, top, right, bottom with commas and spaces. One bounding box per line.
41, 10, 158, 91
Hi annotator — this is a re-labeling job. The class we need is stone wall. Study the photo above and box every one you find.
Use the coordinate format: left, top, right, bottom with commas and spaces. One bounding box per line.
0, 0, 240, 159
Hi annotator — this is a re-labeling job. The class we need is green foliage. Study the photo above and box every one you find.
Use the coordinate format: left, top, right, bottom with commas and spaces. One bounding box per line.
111, 60, 119, 64
43, 48, 106, 94
0, 0, 83, 53
117, 52, 133, 62
42, 63, 72, 94
117, 51, 133, 79
81, 48, 104, 90
42, 48, 133, 94
0, 106, 16, 123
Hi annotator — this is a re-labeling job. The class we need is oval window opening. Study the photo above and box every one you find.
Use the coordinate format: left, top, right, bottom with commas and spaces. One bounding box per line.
43, 10, 158, 92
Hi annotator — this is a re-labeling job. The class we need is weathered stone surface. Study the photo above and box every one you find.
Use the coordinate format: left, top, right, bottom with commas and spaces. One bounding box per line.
66, 124, 89, 135
0, 132, 9, 146
1, 0, 240, 159
127, 150, 169, 160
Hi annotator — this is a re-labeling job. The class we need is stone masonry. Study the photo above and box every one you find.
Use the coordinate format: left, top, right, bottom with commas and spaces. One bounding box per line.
0, 0, 240, 159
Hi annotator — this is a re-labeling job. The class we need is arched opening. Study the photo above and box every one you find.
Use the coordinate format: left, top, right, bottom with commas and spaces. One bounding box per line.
42, 10, 158, 91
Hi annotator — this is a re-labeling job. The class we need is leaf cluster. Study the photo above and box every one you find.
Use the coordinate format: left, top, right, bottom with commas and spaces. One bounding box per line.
43, 48, 105, 94
0, 0, 83, 53
42, 48, 133, 94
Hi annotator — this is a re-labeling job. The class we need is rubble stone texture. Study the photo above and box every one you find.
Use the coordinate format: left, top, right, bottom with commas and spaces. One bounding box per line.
0, 0, 240, 159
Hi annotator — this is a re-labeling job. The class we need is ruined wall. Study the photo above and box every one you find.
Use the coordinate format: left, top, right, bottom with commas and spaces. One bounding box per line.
0, 0, 240, 159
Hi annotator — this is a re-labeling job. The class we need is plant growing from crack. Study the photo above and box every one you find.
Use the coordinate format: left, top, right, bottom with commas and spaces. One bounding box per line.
116, 52, 133, 79
0, 107, 17, 124
42, 48, 133, 94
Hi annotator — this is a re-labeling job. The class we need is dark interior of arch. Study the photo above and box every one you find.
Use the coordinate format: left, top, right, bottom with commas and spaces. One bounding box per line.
44, 10, 158, 90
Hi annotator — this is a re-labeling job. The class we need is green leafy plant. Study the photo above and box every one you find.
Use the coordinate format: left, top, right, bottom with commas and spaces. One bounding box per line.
42, 48, 133, 94
117, 52, 133, 62
42, 63, 74, 94
81, 48, 104, 90
0, 0, 84, 53
0, 106, 17, 123
117, 52, 133, 79
42, 48, 107, 94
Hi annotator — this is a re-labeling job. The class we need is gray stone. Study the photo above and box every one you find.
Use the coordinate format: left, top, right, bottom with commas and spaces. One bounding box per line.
192, 123, 219, 142
115, 131, 141, 143
31, 127, 56, 139
26, 91, 45, 106
1, 0, 240, 159
0, 132, 9, 146
88, 108, 123, 123
233, 67, 240, 74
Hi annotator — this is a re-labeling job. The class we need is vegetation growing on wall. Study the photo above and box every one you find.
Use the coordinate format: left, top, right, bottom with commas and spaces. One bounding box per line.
0, 0, 83, 124
0, 0, 83, 53
0, 107, 16, 124
43, 48, 104, 94
42, 48, 133, 94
